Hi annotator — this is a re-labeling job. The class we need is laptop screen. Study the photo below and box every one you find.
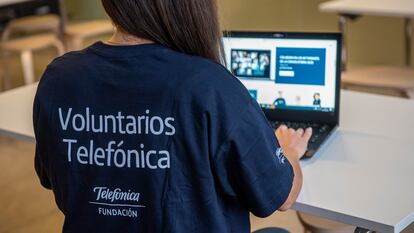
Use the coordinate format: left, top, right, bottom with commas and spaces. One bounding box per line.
222, 33, 339, 113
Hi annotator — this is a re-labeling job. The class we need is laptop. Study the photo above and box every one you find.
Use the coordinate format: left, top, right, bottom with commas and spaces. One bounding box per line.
222, 31, 342, 159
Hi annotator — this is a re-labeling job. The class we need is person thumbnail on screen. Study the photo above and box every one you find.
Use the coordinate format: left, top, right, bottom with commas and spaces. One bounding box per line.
231, 49, 271, 78
273, 91, 286, 107
313, 92, 321, 106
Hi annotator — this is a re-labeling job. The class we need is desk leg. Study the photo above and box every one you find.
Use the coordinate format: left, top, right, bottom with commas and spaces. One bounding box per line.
355, 227, 375, 233
20, 51, 35, 85
404, 18, 412, 67
339, 14, 361, 71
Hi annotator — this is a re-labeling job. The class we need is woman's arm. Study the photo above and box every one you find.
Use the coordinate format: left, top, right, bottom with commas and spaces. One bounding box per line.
276, 126, 312, 211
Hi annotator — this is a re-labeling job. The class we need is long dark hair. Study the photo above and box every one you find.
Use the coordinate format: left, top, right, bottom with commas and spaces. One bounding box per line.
101, 0, 223, 63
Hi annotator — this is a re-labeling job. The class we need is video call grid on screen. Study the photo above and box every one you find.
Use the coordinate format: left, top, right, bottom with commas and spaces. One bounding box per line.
223, 37, 338, 112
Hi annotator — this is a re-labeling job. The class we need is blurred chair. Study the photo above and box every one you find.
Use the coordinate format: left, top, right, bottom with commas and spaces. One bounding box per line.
64, 19, 113, 50
0, 16, 112, 88
1, 14, 61, 41
342, 66, 414, 99
297, 212, 355, 233
0, 33, 64, 85
0, 13, 63, 88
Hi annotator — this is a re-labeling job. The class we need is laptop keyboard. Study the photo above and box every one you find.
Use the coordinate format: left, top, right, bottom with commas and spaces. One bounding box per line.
270, 121, 332, 158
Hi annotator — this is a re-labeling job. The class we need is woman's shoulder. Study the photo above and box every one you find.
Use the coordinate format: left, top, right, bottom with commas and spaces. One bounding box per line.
172, 54, 252, 106
166, 51, 242, 88
47, 48, 97, 72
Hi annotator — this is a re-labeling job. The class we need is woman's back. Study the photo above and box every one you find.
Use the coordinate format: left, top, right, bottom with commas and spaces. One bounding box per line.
34, 42, 294, 233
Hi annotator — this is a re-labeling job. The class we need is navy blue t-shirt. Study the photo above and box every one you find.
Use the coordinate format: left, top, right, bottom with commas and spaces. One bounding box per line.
33, 42, 294, 233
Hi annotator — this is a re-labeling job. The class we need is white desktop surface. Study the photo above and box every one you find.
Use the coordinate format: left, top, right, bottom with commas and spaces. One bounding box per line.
295, 91, 414, 233
0, 0, 32, 7
319, 0, 414, 18
0, 83, 36, 142
1, 83, 414, 232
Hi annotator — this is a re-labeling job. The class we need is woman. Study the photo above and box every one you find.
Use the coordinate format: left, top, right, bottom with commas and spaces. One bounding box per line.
33, 0, 312, 232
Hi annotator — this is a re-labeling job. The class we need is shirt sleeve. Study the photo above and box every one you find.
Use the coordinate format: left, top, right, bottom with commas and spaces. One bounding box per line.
212, 98, 294, 218
33, 66, 57, 190
33, 93, 52, 190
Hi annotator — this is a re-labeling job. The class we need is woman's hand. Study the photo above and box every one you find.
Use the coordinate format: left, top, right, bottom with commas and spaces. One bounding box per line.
275, 125, 312, 211
275, 125, 312, 161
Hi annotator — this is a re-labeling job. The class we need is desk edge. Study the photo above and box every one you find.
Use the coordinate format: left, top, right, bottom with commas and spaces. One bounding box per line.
0, 129, 35, 143
292, 202, 395, 233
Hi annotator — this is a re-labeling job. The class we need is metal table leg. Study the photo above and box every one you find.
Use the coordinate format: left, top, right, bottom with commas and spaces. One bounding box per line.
338, 14, 360, 72
339, 15, 348, 71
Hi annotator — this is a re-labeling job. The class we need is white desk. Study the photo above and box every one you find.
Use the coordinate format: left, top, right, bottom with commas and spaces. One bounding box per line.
1, 84, 414, 232
294, 91, 414, 233
319, 0, 414, 67
320, 0, 414, 18
0, 83, 36, 142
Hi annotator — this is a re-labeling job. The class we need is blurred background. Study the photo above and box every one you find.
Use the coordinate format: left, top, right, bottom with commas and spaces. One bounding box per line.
1, 0, 412, 92
64, 0, 412, 66
0, 0, 413, 232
